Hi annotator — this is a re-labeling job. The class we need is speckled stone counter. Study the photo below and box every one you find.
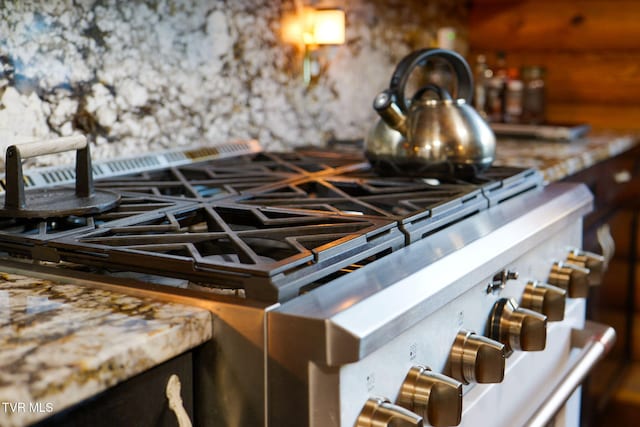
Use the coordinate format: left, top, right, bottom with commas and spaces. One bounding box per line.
494, 133, 639, 183
0, 272, 212, 427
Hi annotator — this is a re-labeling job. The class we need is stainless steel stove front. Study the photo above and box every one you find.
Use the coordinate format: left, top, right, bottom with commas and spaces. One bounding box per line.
268, 182, 614, 427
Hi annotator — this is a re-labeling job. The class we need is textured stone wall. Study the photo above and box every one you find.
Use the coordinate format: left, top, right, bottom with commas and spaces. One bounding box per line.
0, 0, 467, 168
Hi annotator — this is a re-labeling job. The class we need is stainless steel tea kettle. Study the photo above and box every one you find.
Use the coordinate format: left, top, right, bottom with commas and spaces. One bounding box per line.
365, 48, 496, 179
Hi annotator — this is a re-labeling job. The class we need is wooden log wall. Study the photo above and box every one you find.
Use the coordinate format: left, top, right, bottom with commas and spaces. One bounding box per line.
470, 0, 640, 367
468, 0, 640, 132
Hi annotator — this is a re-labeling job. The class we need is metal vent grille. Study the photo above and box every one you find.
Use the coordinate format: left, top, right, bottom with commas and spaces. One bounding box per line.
104, 156, 161, 174
41, 168, 76, 184
162, 151, 187, 163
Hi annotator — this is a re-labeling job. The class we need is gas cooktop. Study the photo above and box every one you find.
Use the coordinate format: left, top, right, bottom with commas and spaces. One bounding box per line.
0, 148, 543, 302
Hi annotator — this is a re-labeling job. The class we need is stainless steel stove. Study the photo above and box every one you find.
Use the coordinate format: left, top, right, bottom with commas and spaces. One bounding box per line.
0, 138, 615, 427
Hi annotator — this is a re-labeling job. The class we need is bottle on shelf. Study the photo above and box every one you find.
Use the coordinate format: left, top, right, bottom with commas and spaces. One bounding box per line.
521, 65, 547, 124
485, 51, 508, 122
504, 67, 524, 123
473, 54, 491, 119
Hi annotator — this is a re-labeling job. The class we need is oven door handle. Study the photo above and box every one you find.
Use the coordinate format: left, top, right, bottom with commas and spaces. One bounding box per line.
524, 320, 616, 427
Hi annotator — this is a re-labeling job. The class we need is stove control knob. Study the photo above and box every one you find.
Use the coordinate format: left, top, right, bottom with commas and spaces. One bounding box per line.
356, 397, 423, 427
566, 249, 605, 286
520, 280, 567, 321
449, 330, 505, 385
397, 366, 462, 427
489, 298, 547, 355
548, 261, 590, 298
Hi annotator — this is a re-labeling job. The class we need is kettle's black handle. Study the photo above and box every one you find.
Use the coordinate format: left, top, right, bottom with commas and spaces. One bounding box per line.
388, 48, 474, 113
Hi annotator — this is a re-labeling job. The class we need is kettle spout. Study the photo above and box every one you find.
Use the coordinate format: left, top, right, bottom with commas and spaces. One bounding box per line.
373, 90, 407, 136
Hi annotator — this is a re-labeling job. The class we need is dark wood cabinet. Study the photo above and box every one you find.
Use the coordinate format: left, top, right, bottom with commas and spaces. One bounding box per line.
34, 351, 195, 427
562, 144, 640, 426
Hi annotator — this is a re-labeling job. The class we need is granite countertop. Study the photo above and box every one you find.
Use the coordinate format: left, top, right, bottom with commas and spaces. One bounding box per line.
494, 132, 639, 183
0, 272, 212, 427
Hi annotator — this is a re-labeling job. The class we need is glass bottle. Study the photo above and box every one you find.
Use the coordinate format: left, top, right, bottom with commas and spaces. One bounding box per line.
473, 54, 491, 119
486, 51, 507, 122
504, 67, 524, 123
521, 66, 546, 124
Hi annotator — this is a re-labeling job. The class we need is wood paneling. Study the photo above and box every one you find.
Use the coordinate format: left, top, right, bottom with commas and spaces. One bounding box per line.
469, 0, 640, 131
546, 104, 640, 132
469, 1, 640, 51
596, 309, 640, 360
597, 257, 640, 310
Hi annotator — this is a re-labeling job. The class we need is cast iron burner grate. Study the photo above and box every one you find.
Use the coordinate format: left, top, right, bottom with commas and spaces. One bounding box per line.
0, 149, 543, 303
0, 192, 192, 265
466, 166, 543, 205
337, 164, 544, 206
233, 176, 488, 243
94, 151, 366, 200
45, 203, 404, 302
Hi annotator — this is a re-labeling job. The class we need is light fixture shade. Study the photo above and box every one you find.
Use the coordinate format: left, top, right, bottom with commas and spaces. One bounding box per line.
282, 12, 304, 45
308, 9, 345, 45
281, 6, 346, 86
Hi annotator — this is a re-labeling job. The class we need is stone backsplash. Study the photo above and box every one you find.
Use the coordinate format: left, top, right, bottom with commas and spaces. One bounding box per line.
0, 0, 467, 168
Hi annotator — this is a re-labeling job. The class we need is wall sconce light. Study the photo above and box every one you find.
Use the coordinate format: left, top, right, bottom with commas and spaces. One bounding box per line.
282, 7, 346, 86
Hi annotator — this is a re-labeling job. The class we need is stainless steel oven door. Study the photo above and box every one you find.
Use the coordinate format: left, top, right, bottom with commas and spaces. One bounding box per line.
524, 321, 616, 427
461, 317, 615, 427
